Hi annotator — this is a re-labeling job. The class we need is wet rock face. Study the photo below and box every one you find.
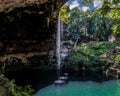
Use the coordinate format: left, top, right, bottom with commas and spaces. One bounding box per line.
0, 0, 67, 41
0, 8, 54, 41
0, 0, 68, 41
0, 54, 50, 72
0, 0, 61, 13
0, 0, 66, 39
0, 0, 67, 69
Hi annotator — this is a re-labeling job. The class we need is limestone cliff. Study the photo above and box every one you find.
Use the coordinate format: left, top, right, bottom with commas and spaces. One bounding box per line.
0, 0, 67, 70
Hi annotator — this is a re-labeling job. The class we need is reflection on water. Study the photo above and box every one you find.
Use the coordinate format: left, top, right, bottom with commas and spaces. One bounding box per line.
4, 69, 57, 92
4, 69, 120, 96
33, 80, 120, 96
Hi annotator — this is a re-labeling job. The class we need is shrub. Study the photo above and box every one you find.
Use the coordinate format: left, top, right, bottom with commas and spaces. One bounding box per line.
5, 79, 34, 96
68, 41, 113, 71
115, 54, 120, 65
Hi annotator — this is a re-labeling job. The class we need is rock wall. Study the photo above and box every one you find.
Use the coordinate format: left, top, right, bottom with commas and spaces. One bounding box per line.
0, 0, 67, 70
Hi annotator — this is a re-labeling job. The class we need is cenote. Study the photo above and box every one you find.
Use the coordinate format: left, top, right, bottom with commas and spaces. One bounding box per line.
4, 70, 120, 96
0, 0, 120, 96
33, 72, 120, 96
34, 80, 120, 96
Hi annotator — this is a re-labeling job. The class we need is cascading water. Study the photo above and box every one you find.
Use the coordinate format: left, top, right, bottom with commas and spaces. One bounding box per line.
54, 13, 69, 85
56, 13, 61, 77
61, 19, 64, 39
56, 13, 61, 71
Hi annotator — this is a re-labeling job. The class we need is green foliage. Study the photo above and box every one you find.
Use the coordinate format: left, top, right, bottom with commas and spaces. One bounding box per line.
5, 79, 34, 96
115, 54, 120, 65
99, 0, 111, 15
113, 19, 120, 35
66, 6, 115, 41
78, 42, 114, 56
68, 7, 84, 41
88, 13, 115, 40
81, 0, 94, 6
99, 0, 120, 35
114, 36, 120, 45
112, 0, 120, 5
60, 4, 115, 41
60, 5, 70, 23
69, 52, 86, 65
68, 41, 114, 71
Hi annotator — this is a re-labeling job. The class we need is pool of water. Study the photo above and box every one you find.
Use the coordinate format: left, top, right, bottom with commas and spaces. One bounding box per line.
5, 69, 57, 91
4, 69, 120, 96
33, 80, 120, 96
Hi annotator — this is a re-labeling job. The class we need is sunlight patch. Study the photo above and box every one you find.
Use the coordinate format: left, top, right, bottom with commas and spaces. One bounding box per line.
69, 0, 80, 9
93, 0, 103, 9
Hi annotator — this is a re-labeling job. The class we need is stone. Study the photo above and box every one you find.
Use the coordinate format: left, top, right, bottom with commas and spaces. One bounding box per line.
59, 76, 68, 81
64, 73, 68, 76
48, 50, 54, 56
60, 53, 68, 60
54, 80, 65, 85
61, 46, 68, 53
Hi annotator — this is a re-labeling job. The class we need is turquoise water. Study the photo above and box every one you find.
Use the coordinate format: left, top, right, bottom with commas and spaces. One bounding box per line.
33, 80, 120, 96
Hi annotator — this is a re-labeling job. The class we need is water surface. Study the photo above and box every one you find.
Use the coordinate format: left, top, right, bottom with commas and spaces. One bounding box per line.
5, 69, 120, 96
33, 80, 120, 96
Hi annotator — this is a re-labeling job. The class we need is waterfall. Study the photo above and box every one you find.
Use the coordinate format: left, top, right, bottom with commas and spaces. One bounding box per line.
54, 13, 69, 84
56, 13, 61, 70
61, 20, 63, 39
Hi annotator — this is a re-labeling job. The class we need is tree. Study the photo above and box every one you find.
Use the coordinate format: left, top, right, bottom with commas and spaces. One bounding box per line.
67, 7, 87, 47
81, 0, 94, 6
63, 4, 115, 43
89, 13, 115, 40
99, 0, 120, 35
60, 5, 70, 23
